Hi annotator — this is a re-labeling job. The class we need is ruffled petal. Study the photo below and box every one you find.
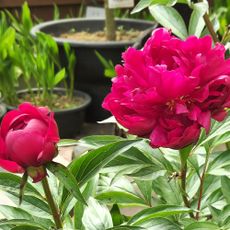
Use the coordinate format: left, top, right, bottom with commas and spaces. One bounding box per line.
0, 159, 24, 173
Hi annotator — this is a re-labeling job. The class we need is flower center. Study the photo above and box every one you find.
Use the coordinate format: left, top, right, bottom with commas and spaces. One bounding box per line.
166, 100, 175, 110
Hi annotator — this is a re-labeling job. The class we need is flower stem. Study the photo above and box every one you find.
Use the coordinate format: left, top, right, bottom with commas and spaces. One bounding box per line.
196, 151, 210, 220
198, 0, 219, 43
179, 154, 195, 219
42, 175, 63, 229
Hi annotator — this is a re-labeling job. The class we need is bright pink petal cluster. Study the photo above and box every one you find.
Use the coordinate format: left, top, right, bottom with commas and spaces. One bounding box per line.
103, 28, 230, 149
0, 102, 59, 182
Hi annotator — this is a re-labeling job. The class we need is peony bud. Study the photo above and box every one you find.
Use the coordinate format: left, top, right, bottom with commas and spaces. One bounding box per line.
0, 102, 59, 182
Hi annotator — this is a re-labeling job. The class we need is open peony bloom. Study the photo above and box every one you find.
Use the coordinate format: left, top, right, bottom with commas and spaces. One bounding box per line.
103, 28, 230, 149
0, 102, 60, 182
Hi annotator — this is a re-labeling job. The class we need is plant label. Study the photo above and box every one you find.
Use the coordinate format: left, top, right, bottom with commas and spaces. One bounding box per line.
108, 0, 134, 9
86, 6, 105, 18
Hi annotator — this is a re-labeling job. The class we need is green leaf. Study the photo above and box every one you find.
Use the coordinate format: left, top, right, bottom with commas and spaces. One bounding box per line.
82, 197, 113, 230
58, 139, 78, 147
73, 178, 98, 230
184, 222, 219, 230
208, 150, 230, 176
221, 176, 230, 203
0, 205, 32, 220
95, 51, 112, 69
218, 204, 230, 226
208, 205, 221, 223
188, 2, 208, 37
96, 173, 147, 206
21, 2, 33, 34
105, 69, 116, 78
149, 4, 188, 39
0, 172, 42, 198
178, 0, 191, 4
128, 166, 166, 180
152, 177, 182, 204
106, 146, 153, 168
47, 162, 87, 205
11, 227, 39, 230
0, 219, 47, 230
128, 205, 192, 225
140, 217, 181, 230
179, 145, 193, 167
63, 214, 74, 230
70, 139, 144, 186
53, 4, 60, 20
135, 180, 152, 206
79, 135, 124, 149
110, 204, 124, 226
107, 226, 143, 230
132, 0, 152, 14
54, 68, 66, 85
6, 192, 51, 219
132, 0, 177, 14
0, 226, 11, 230
194, 116, 230, 151
0, 205, 53, 228
96, 191, 146, 205
0, 27, 15, 50
200, 176, 222, 210
61, 139, 144, 214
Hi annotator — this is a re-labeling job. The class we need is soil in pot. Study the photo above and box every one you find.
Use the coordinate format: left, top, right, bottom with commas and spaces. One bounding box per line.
17, 93, 84, 110
60, 29, 142, 42
6, 88, 91, 138
31, 18, 156, 86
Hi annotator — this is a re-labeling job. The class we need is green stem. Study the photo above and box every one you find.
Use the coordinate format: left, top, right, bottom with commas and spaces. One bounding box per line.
195, 151, 210, 220
198, 0, 219, 43
179, 152, 195, 219
42, 175, 63, 229
70, 72, 74, 99
104, 0, 116, 40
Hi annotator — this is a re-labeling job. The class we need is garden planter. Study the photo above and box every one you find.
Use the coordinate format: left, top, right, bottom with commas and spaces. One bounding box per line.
31, 18, 157, 121
5, 88, 91, 138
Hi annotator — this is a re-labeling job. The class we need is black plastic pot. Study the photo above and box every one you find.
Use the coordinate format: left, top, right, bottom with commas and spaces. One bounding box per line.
31, 18, 157, 121
5, 88, 91, 138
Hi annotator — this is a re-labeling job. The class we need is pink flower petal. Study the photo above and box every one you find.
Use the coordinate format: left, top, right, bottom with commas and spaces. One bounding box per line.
0, 159, 24, 173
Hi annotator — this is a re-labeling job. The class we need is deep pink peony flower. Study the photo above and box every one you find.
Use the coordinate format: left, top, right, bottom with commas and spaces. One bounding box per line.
103, 28, 230, 149
0, 102, 60, 182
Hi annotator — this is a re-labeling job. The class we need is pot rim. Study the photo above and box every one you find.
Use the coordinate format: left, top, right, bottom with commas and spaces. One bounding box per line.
30, 18, 157, 48
4, 87, 92, 114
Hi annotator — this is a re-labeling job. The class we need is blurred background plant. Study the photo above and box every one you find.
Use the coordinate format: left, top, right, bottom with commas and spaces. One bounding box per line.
211, 0, 230, 37
0, 12, 20, 105
0, 2, 78, 109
